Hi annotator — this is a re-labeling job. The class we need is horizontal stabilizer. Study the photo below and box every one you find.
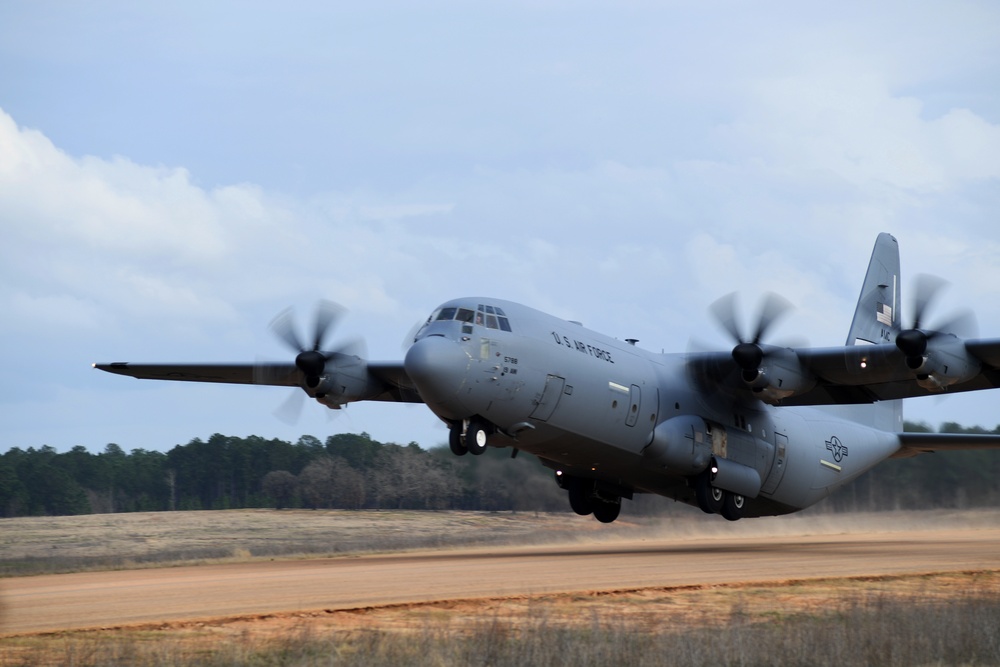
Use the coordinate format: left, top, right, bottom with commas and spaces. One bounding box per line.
895, 431, 1000, 457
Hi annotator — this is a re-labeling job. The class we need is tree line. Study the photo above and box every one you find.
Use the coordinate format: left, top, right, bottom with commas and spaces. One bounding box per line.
0, 433, 568, 517
1, 422, 998, 517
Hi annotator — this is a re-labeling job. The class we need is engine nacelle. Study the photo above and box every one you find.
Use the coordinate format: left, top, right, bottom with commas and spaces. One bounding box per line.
907, 336, 981, 392
642, 415, 714, 475
311, 357, 384, 407
742, 347, 816, 405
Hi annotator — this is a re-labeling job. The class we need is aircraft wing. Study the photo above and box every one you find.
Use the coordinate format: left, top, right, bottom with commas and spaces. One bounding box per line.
93, 361, 423, 403
93, 362, 297, 386
688, 338, 1000, 406
788, 338, 1000, 405
367, 362, 424, 403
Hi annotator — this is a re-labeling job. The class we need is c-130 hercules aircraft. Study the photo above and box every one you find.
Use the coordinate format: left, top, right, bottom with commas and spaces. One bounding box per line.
96, 234, 1000, 523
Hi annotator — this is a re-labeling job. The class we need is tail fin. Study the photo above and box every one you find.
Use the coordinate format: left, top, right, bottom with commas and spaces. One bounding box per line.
845, 232, 901, 347
830, 233, 903, 430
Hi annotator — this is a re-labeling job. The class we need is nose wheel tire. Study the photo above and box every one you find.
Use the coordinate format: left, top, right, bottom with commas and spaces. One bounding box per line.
448, 426, 468, 456
465, 420, 489, 456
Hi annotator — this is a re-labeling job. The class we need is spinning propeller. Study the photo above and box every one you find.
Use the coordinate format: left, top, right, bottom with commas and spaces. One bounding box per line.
896, 274, 976, 369
270, 300, 346, 388
710, 292, 793, 382
267, 301, 366, 423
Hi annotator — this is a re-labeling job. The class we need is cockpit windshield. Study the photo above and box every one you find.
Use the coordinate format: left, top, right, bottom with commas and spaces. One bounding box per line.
426, 304, 512, 332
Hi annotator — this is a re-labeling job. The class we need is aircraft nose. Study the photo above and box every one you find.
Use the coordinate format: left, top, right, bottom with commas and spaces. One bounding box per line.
404, 335, 472, 416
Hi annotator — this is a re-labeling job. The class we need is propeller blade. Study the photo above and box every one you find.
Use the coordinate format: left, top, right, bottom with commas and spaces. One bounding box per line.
273, 388, 306, 425
752, 292, 793, 344
928, 309, 979, 340
710, 292, 744, 344
311, 300, 345, 352
910, 273, 948, 331
269, 307, 306, 353
329, 336, 368, 361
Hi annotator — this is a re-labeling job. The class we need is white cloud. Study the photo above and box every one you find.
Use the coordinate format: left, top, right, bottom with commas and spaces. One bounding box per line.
1, 1, 999, 450
717, 70, 1000, 193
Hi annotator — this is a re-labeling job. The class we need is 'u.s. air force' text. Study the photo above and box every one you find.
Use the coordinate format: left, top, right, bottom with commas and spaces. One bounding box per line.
551, 332, 615, 363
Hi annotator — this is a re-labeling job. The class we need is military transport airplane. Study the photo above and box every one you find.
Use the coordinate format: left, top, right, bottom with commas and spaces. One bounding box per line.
95, 234, 1000, 523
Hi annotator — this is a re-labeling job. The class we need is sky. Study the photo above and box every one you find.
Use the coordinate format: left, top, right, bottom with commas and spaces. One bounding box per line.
2, 1, 999, 454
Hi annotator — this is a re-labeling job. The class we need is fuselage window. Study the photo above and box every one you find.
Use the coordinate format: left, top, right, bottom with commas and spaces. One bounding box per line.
498, 317, 512, 332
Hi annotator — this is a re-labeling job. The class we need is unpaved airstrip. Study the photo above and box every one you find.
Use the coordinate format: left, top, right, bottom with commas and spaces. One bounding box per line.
3, 510, 1000, 637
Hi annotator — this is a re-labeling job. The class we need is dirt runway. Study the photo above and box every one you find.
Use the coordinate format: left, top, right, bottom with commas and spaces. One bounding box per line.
4, 524, 1000, 637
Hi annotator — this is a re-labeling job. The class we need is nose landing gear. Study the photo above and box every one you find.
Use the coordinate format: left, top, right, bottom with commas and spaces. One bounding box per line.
448, 418, 493, 457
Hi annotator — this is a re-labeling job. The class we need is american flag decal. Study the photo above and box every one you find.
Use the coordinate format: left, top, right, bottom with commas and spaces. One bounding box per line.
876, 302, 892, 326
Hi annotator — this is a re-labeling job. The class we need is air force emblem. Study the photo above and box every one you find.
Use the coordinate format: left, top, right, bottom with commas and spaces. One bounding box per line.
825, 436, 849, 463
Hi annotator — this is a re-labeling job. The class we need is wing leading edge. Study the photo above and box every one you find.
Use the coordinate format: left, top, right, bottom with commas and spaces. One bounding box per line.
92, 361, 423, 403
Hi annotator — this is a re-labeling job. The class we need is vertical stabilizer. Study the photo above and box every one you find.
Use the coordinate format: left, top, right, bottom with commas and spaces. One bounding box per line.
846, 233, 901, 347
832, 232, 903, 430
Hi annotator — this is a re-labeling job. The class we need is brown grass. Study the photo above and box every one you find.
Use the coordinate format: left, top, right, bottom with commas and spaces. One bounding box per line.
3, 571, 999, 666
5, 507, 999, 577
0, 509, 610, 576
3, 509, 1000, 665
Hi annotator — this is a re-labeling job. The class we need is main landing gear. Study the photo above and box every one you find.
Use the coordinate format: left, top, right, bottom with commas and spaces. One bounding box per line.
693, 470, 744, 521
448, 418, 492, 457
557, 473, 623, 524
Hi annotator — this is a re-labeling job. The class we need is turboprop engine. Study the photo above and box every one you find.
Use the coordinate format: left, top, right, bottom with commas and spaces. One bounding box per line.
894, 274, 981, 392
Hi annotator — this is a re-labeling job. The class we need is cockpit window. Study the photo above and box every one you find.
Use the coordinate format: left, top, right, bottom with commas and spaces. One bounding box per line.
435, 307, 457, 321
424, 304, 512, 331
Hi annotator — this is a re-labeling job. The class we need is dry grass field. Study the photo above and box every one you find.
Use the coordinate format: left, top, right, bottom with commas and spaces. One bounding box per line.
0, 508, 611, 576
2, 508, 1000, 666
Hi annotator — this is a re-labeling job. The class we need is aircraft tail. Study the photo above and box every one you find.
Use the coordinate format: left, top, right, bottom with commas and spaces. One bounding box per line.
827, 233, 904, 430
845, 232, 901, 347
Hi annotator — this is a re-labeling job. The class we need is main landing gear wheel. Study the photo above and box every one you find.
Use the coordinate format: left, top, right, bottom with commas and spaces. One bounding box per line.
694, 471, 724, 514
448, 426, 467, 456
721, 493, 745, 522
591, 499, 621, 524
568, 483, 594, 516
465, 419, 489, 456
